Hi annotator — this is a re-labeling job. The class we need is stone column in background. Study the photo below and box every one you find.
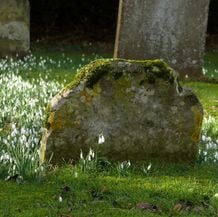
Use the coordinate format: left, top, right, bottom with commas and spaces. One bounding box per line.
0, 0, 29, 57
114, 0, 210, 78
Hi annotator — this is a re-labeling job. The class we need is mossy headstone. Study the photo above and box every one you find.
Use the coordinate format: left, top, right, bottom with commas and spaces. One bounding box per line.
114, 0, 210, 78
40, 59, 203, 164
0, 0, 29, 57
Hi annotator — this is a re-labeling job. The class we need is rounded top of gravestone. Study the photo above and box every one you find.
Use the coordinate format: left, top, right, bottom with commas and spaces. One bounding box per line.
63, 59, 175, 91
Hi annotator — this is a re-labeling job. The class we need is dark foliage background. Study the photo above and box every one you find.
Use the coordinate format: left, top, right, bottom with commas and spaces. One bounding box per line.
29, 0, 217, 43
29, 0, 119, 42
208, 0, 218, 34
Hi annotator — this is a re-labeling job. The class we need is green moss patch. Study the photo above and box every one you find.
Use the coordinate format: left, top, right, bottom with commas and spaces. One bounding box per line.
63, 58, 174, 92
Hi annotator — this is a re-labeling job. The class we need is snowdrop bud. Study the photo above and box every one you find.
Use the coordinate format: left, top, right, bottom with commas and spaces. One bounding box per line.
21, 127, 26, 135
11, 130, 17, 137
120, 162, 124, 170
80, 151, 83, 159
91, 150, 95, 158
11, 123, 16, 130
74, 172, 78, 178
58, 196, 63, 203
34, 138, 39, 144
147, 163, 152, 171
98, 133, 105, 144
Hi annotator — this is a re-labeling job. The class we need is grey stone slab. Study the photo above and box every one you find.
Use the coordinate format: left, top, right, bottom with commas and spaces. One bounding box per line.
114, 0, 210, 78
40, 59, 203, 165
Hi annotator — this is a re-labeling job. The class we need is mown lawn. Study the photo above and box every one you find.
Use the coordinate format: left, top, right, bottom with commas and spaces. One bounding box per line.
0, 164, 217, 216
0, 44, 217, 217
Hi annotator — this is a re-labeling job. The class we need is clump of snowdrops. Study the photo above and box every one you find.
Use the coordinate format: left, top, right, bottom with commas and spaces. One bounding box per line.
0, 55, 64, 180
198, 115, 218, 164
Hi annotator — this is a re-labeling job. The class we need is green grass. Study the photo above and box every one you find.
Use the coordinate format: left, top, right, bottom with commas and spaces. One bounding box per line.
183, 82, 218, 119
0, 44, 217, 216
23, 43, 111, 83
204, 50, 218, 79
0, 164, 217, 217
0, 165, 218, 217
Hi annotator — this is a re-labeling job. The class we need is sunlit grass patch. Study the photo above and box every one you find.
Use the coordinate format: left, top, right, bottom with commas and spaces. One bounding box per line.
0, 163, 217, 216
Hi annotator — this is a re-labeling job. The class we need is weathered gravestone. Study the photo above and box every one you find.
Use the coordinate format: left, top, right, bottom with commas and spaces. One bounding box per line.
0, 0, 29, 57
40, 59, 203, 164
114, 0, 210, 77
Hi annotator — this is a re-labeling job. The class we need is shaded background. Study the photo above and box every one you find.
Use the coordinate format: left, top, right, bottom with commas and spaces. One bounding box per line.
29, 0, 217, 46
29, 0, 118, 43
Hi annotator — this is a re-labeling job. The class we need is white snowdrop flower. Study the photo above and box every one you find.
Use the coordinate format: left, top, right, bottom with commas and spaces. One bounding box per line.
5, 176, 10, 181
80, 151, 84, 159
207, 137, 212, 142
202, 135, 206, 141
9, 157, 13, 163
98, 133, 105, 144
31, 142, 35, 148
120, 162, 124, 170
58, 196, 63, 203
215, 152, 218, 160
74, 172, 78, 178
127, 160, 131, 167
91, 150, 95, 159
203, 151, 207, 156
89, 148, 95, 159
147, 163, 152, 171
21, 127, 26, 135
34, 138, 39, 144
5, 154, 10, 160
11, 129, 18, 137
11, 123, 16, 130
214, 193, 218, 198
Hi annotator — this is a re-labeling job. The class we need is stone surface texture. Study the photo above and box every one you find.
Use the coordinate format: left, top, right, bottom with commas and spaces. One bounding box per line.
114, 0, 210, 78
0, 0, 29, 57
40, 59, 203, 164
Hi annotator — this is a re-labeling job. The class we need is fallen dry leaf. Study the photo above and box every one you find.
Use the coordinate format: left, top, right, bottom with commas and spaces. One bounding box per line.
136, 202, 161, 213
173, 203, 183, 212
136, 202, 153, 210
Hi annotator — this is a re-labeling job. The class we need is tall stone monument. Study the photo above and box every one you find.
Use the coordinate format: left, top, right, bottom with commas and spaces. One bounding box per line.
0, 0, 29, 57
114, 0, 210, 77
